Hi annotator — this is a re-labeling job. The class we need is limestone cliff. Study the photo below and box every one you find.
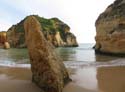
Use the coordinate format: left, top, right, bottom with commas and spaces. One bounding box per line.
7, 15, 78, 48
24, 16, 71, 92
95, 0, 125, 55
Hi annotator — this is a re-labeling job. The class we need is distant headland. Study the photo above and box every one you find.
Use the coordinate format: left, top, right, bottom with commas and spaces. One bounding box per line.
0, 15, 78, 49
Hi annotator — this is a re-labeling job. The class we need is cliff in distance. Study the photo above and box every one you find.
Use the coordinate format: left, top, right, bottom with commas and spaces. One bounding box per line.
7, 15, 78, 48
95, 0, 125, 55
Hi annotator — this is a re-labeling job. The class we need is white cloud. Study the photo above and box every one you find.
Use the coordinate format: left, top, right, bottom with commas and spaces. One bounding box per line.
0, 20, 12, 31
0, 0, 115, 43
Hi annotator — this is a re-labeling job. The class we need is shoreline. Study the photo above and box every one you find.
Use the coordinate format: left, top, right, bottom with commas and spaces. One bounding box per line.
0, 66, 42, 92
0, 65, 97, 92
0, 65, 125, 92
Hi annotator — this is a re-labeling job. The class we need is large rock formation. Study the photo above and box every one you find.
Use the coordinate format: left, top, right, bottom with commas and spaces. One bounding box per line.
7, 15, 78, 48
24, 16, 71, 92
95, 0, 125, 55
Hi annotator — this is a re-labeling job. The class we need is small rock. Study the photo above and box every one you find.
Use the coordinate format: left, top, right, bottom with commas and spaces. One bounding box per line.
4, 42, 10, 49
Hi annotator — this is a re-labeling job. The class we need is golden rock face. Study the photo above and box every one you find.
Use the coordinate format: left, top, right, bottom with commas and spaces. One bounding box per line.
0, 32, 10, 49
4, 42, 10, 49
95, 0, 125, 54
0, 32, 7, 44
24, 16, 71, 92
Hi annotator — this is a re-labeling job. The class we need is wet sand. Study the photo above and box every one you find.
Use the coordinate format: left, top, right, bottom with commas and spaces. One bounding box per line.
0, 67, 42, 92
0, 66, 125, 92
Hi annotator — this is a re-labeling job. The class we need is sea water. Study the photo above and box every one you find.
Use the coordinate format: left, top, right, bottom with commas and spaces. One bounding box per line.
0, 43, 125, 67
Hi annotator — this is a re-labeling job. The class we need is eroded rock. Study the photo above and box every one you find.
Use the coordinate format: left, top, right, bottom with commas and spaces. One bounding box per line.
95, 0, 125, 55
24, 16, 71, 92
7, 15, 78, 48
0, 31, 7, 44
0, 32, 10, 49
4, 42, 10, 49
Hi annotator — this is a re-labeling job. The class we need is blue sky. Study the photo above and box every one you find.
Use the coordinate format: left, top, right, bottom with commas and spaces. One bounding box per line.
0, 0, 115, 43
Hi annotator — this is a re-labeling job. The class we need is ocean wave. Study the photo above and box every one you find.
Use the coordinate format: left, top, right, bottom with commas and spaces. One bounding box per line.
0, 59, 125, 68
0, 63, 31, 68
64, 59, 125, 68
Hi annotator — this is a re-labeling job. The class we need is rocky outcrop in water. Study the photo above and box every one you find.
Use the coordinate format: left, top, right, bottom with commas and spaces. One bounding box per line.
7, 15, 78, 48
4, 42, 10, 49
24, 16, 71, 92
0, 31, 7, 43
0, 31, 10, 49
95, 0, 125, 55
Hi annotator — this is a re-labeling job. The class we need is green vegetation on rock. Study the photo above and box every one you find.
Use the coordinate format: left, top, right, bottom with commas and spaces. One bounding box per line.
7, 15, 78, 48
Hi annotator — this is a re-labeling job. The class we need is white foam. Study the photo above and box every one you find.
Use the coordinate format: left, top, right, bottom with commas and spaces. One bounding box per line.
0, 58, 125, 69
0, 63, 31, 68
64, 59, 125, 68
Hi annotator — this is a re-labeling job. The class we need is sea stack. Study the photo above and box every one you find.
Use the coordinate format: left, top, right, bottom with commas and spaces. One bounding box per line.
0, 31, 10, 49
7, 15, 78, 48
95, 0, 125, 55
24, 16, 71, 92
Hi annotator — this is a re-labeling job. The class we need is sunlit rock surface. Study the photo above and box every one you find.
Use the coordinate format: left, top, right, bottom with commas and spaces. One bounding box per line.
95, 0, 125, 55
4, 42, 10, 49
0, 31, 10, 49
0, 31, 7, 43
24, 16, 71, 92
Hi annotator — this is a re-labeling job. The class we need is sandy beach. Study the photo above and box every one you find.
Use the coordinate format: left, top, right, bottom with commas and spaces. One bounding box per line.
0, 66, 42, 92
0, 66, 125, 92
